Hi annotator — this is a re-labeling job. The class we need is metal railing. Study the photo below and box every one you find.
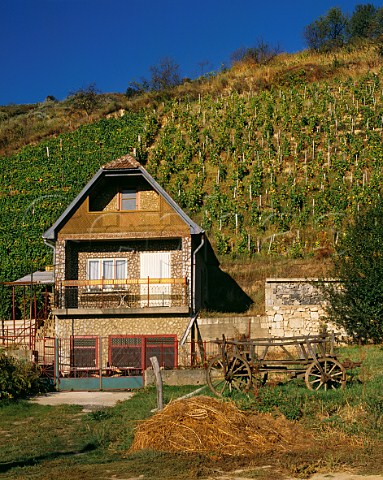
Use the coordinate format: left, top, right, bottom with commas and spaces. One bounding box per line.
0, 324, 36, 350
54, 277, 189, 309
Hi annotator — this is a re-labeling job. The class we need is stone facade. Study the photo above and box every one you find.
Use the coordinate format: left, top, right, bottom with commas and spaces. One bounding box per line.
54, 237, 191, 308
57, 315, 190, 339
55, 238, 189, 283
139, 189, 160, 210
56, 315, 191, 371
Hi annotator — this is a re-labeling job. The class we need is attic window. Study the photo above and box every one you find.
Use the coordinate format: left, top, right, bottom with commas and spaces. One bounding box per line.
120, 189, 137, 210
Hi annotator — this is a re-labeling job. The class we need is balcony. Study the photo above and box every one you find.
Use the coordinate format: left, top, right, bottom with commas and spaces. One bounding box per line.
53, 277, 190, 316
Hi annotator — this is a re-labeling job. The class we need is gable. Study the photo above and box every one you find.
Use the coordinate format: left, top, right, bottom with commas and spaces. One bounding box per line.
43, 158, 203, 241
59, 176, 190, 237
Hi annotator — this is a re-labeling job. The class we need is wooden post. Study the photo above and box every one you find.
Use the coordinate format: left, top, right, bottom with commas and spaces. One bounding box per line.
150, 356, 163, 411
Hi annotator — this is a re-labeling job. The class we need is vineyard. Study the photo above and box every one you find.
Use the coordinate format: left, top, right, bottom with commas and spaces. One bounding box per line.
2, 46, 383, 315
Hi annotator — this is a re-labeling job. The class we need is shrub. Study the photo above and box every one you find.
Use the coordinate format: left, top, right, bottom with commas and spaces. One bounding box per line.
0, 352, 50, 400
322, 199, 383, 343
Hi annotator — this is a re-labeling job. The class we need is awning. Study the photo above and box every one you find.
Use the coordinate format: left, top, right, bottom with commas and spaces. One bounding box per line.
4, 270, 54, 286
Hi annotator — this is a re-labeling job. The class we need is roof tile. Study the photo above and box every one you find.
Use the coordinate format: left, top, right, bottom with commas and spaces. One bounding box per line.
103, 154, 140, 170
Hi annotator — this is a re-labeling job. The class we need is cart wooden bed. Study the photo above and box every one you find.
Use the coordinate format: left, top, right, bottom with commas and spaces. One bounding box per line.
206, 333, 347, 396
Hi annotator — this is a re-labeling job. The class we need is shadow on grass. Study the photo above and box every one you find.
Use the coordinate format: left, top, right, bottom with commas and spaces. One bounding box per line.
0, 442, 97, 473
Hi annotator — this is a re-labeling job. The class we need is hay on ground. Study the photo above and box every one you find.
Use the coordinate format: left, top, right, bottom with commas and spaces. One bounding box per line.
129, 395, 310, 457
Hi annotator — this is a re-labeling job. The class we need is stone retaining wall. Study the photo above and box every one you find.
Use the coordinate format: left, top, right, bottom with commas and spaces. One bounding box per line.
198, 278, 341, 341
198, 315, 268, 341
264, 278, 340, 336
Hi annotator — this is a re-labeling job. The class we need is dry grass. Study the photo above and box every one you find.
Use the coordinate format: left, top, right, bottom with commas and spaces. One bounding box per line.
3, 43, 383, 158
219, 256, 332, 314
129, 395, 312, 458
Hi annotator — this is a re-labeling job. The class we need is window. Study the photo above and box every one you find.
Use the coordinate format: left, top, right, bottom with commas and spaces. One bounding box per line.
108, 335, 177, 370
70, 336, 98, 369
144, 336, 177, 369
120, 189, 136, 210
86, 258, 127, 290
109, 336, 142, 369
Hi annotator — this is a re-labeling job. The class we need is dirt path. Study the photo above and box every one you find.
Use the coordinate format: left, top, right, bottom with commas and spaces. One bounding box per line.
205, 471, 383, 480
30, 391, 134, 409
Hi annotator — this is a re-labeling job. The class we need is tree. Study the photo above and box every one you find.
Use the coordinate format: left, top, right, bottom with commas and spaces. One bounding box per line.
323, 199, 383, 343
230, 40, 280, 66
149, 57, 181, 91
68, 83, 100, 116
348, 4, 378, 40
304, 7, 348, 51
303, 20, 328, 51
125, 79, 149, 98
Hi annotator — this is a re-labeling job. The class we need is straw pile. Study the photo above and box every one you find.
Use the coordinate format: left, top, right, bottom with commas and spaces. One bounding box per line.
129, 396, 309, 457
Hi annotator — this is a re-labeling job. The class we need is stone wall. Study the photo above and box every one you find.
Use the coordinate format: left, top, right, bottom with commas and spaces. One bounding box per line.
197, 278, 342, 341
264, 278, 340, 336
198, 315, 268, 342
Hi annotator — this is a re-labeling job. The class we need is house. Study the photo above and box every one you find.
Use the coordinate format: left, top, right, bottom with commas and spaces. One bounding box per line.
42, 154, 215, 387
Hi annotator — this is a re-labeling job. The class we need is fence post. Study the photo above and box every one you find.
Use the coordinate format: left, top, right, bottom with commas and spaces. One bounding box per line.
150, 356, 163, 411
54, 337, 60, 391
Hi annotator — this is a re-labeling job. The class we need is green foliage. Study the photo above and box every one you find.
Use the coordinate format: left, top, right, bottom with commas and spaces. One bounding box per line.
304, 7, 348, 51
323, 199, 383, 343
348, 4, 383, 41
304, 4, 383, 52
67, 83, 101, 116
0, 352, 50, 400
215, 232, 230, 255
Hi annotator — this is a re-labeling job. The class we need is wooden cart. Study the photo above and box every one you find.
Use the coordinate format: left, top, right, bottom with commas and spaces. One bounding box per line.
206, 333, 347, 396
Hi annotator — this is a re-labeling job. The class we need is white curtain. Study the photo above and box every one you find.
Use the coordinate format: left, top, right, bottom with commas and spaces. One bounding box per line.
102, 260, 114, 279
88, 260, 100, 280
115, 259, 126, 278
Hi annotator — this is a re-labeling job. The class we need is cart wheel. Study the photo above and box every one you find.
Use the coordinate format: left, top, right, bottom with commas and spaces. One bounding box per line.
305, 358, 346, 391
38, 363, 55, 378
206, 354, 252, 397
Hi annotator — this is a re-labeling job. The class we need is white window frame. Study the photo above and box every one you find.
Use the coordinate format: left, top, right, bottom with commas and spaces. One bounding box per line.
120, 189, 137, 210
86, 258, 128, 291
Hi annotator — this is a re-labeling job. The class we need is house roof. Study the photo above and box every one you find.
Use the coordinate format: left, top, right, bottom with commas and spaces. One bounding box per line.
103, 154, 140, 170
43, 154, 203, 241
4, 270, 54, 285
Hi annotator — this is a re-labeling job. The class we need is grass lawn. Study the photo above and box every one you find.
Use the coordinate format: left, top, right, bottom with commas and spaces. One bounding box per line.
0, 346, 383, 480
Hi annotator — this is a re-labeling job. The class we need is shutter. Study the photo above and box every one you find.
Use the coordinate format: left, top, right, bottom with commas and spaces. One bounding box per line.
140, 252, 171, 306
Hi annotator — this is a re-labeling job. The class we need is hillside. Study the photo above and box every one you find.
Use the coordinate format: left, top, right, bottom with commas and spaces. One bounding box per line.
1, 44, 383, 315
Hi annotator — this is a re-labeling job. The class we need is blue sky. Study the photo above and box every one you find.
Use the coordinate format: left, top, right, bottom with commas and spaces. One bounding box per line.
0, 0, 379, 105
